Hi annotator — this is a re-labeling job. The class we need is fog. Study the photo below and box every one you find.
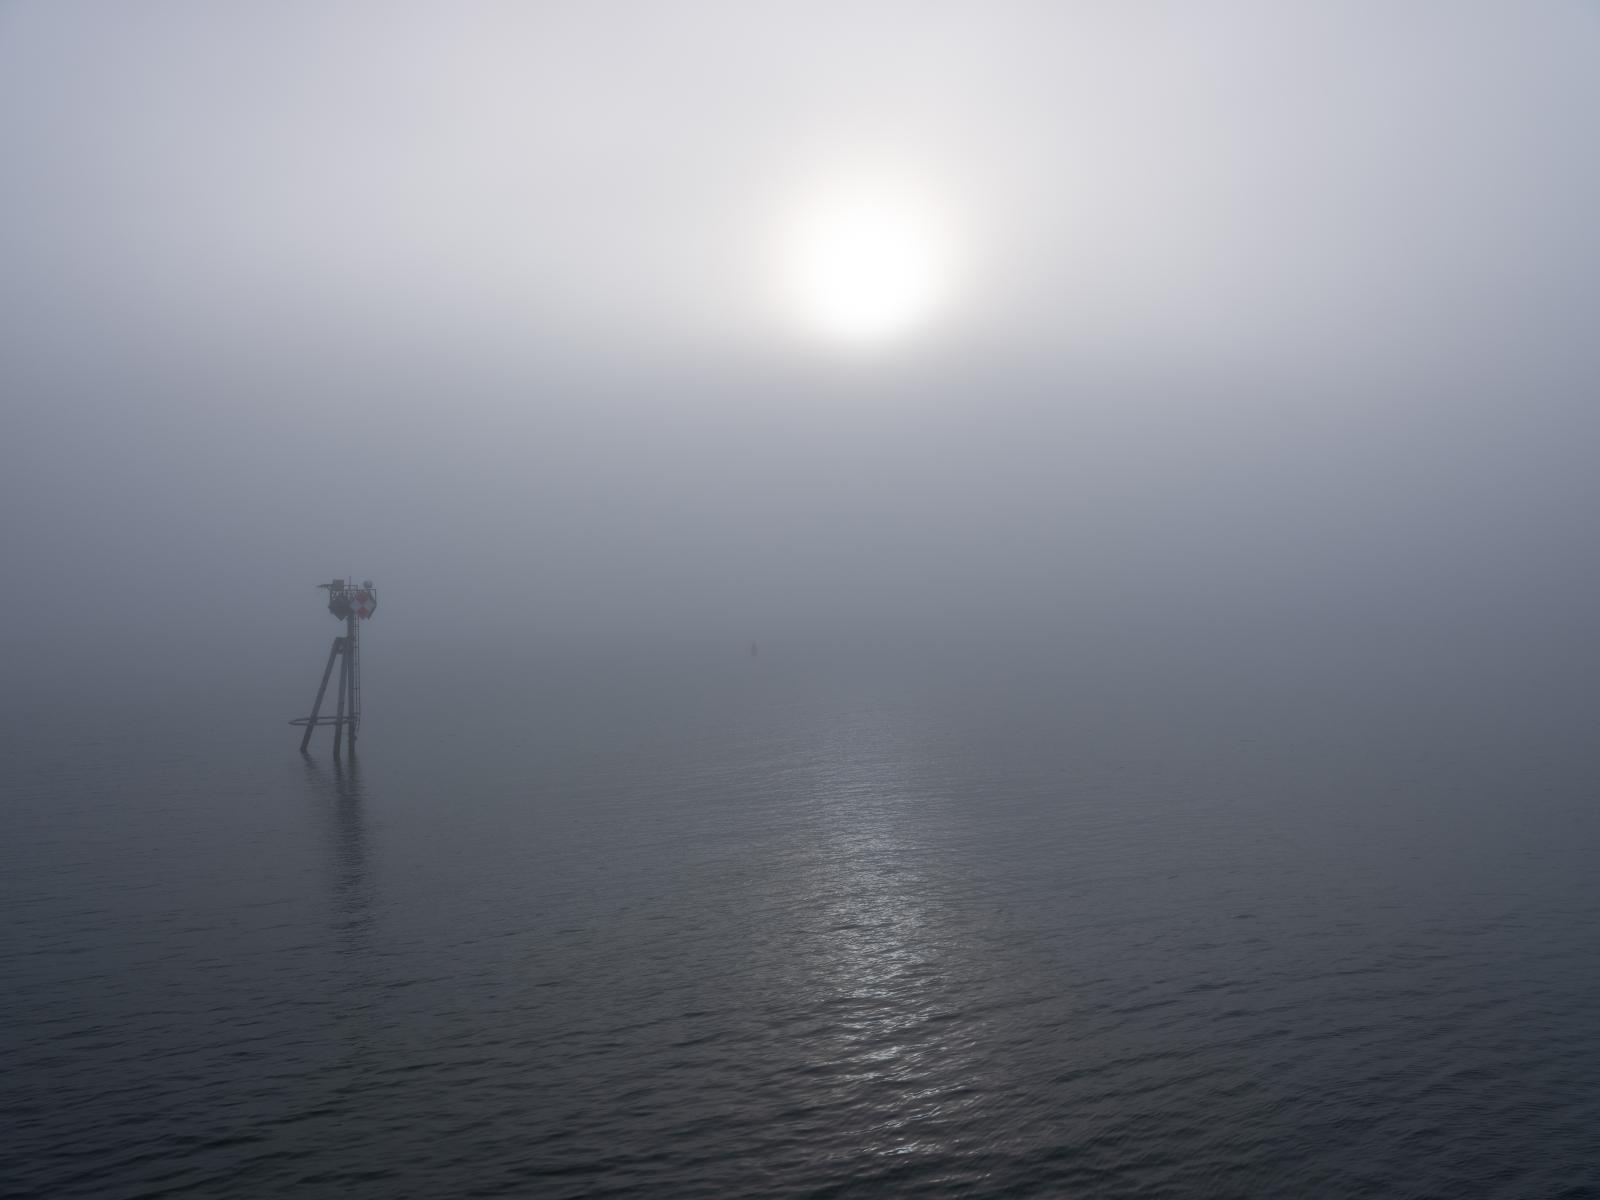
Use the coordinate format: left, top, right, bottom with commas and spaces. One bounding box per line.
4, 1, 1598, 685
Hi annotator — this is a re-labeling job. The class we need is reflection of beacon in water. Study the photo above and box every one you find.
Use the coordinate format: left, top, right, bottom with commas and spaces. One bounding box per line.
291, 578, 378, 757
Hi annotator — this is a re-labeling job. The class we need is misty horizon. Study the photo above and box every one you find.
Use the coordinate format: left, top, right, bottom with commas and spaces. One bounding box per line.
5, 2, 1599, 664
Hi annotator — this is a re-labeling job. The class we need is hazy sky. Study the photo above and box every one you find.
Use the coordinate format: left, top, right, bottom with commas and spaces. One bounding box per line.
3, 2, 1598, 658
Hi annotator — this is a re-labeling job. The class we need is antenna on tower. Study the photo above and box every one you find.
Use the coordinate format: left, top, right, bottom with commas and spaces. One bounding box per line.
290, 579, 378, 756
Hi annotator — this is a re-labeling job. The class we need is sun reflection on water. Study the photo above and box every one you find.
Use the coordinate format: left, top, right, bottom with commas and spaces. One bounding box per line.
763, 706, 1004, 1165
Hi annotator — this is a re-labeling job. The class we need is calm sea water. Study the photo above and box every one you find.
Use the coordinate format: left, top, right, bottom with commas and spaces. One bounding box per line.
5, 629, 1599, 1197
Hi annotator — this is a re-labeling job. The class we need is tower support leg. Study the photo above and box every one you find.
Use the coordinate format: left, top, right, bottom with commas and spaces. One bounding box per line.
332, 636, 350, 759
346, 614, 359, 751
300, 637, 343, 753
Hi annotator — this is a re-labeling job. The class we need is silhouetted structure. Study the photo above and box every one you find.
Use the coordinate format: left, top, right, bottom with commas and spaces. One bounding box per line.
291, 579, 377, 756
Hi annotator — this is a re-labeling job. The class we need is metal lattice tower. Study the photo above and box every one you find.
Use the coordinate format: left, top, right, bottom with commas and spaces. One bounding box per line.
291, 579, 377, 756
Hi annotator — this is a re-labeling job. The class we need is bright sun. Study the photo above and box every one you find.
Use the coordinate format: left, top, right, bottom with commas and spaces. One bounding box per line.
779, 182, 958, 346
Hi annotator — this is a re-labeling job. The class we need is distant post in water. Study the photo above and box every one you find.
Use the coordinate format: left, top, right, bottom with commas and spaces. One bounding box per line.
291, 579, 377, 756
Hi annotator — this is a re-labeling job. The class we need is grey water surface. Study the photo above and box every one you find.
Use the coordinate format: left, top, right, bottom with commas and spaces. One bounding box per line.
4, 630, 1599, 1198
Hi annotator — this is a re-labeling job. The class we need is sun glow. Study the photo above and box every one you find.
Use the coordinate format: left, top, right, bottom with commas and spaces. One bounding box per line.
779, 181, 959, 346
